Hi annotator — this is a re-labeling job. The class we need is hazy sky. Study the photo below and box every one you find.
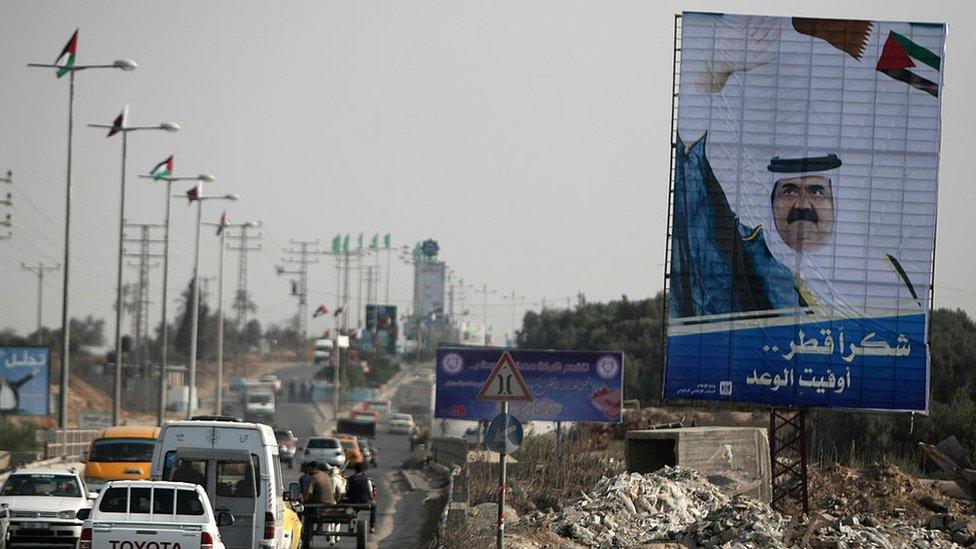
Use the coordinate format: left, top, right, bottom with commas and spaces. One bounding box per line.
0, 0, 973, 343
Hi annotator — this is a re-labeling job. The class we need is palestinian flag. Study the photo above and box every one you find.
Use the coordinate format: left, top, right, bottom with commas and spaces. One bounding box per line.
313, 304, 329, 318
107, 103, 129, 137
55, 30, 78, 78
877, 30, 941, 97
151, 156, 174, 180
216, 211, 229, 235
186, 183, 200, 202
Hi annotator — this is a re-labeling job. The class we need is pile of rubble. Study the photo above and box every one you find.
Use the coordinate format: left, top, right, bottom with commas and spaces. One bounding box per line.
547, 466, 729, 546
538, 466, 970, 548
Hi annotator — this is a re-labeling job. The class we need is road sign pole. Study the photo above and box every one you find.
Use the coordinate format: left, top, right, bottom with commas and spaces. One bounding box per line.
497, 399, 508, 549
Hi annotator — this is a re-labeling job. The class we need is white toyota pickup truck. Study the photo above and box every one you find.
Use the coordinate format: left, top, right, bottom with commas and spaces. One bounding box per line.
77, 480, 232, 549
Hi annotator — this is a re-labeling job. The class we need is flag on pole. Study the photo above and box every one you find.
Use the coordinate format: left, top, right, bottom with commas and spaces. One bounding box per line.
342, 234, 350, 254
107, 103, 129, 137
370, 233, 379, 249
331, 234, 341, 254
333, 306, 345, 318
150, 156, 174, 180
357, 232, 364, 249
313, 304, 329, 317
186, 183, 200, 202
384, 233, 391, 248
216, 211, 229, 235
55, 29, 78, 78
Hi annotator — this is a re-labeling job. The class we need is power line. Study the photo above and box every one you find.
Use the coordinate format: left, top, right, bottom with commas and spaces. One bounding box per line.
277, 239, 320, 342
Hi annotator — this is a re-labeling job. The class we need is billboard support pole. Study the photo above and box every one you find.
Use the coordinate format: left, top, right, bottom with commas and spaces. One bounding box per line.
769, 409, 809, 515
496, 399, 508, 549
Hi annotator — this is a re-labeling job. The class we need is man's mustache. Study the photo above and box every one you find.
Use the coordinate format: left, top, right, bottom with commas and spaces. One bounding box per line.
788, 207, 819, 224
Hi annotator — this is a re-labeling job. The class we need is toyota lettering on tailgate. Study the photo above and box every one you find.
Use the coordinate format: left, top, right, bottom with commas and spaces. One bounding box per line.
108, 542, 185, 549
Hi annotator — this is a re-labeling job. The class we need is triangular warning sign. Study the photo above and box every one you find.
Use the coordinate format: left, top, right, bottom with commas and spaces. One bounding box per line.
476, 351, 532, 402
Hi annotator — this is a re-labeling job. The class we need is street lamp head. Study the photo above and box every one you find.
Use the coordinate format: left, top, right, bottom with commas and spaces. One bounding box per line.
224, 193, 240, 201
244, 221, 260, 228
113, 59, 139, 71
159, 121, 180, 132
197, 173, 216, 182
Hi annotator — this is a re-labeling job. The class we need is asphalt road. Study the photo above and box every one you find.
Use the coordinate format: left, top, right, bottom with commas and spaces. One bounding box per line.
270, 362, 432, 549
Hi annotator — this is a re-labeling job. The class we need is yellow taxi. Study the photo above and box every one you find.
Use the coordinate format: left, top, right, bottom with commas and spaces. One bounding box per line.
283, 501, 303, 549
83, 425, 160, 492
337, 434, 364, 468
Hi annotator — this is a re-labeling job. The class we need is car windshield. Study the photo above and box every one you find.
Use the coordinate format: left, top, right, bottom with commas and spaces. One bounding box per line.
274, 430, 293, 441
248, 395, 272, 404
340, 440, 358, 451
88, 439, 155, 462
307, 438, 339, 449
2, 474, 81, 497
392, 415, 411, 421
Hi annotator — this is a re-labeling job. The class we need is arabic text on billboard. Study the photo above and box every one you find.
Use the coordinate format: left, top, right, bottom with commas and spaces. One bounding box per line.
435, 347, 623, 422
0, 347, 50, 416
664, 13, 944, 412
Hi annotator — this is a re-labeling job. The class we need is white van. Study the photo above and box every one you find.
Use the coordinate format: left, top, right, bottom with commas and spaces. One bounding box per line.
313, 339, 334, 364
150, 419, 291, 549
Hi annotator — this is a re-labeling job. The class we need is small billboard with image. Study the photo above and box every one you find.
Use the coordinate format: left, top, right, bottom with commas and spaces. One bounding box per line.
0, 347, 50, 416
664, 12, 945, 411
361, 304, 398, 355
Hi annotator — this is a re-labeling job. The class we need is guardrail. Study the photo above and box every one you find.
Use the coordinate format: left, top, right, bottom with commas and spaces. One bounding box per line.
43, 429, 100, 460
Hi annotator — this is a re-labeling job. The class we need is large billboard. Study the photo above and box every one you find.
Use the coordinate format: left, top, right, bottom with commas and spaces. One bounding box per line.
0, 347, 50, 416
435, 347, 624, 422
664, 13, 944, 412
361, 304, 398, 355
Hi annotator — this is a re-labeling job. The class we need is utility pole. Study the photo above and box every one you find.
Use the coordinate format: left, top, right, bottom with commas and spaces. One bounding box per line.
123, 223, 164, 374
0, 172, 12, 296
21, 262, 60, 344
199, 276, 214, 309
277, 239, 320, 352
226, 224, 262, 377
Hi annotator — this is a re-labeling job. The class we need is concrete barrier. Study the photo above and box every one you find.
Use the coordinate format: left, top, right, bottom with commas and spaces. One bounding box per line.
431, 437, 468, 469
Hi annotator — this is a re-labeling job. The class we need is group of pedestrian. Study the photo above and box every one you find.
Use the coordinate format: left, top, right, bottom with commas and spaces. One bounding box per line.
298, 460, 377, 537
287, 379, 317, 403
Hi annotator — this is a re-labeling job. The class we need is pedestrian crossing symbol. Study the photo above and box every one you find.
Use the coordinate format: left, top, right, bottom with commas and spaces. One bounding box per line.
476, 351, 532, 402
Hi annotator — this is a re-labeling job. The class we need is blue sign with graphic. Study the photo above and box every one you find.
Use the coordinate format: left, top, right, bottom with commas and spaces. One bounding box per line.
435, 347, 624, 422
0, 347, 50, 416
485, 413, 523, 454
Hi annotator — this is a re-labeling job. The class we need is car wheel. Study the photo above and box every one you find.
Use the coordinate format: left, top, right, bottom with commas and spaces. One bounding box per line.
356, 518, 368, 549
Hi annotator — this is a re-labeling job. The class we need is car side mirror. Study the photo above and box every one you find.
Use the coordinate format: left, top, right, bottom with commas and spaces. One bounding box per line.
288, 482, 301, 502
216, 511, 235, 527
76, 508, 91, 521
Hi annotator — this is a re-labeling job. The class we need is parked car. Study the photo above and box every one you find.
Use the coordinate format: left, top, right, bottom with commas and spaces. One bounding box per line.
82, 425, 160, 493
259, 373, 283, 393
301, 436, 346, 469
76, 480, 231, 549
388, 413, 415, 434
275, 428, 298, 469
0, 468, 93, 547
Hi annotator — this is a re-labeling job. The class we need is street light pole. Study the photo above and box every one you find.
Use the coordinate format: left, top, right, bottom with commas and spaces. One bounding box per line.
90, 114, 179, 427
182, 191, 239, 419
142, 171, 215, 425
27, 52, 138, 428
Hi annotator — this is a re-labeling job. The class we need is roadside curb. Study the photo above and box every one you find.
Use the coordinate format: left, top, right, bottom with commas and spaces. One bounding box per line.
427, 462, 450, 478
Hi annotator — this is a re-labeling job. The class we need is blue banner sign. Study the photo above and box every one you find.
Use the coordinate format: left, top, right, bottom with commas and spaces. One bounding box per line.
435, 347, 624, 422
0, 347, 50, 416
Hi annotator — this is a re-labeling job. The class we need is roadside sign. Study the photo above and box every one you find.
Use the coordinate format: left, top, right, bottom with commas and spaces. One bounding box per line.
484, 413, 523, 454
436, 347, 624, 422
476, 351, 532, 402
79, 411, 112, 430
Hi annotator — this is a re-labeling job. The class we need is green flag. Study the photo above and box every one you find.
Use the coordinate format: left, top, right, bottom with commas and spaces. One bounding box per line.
357, 232, 364, 249
342, 234, 350, 254
370, 233, 379, 249
384, 233, 391, 248
331, 234, 341, 254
